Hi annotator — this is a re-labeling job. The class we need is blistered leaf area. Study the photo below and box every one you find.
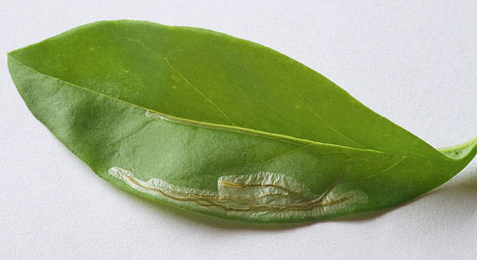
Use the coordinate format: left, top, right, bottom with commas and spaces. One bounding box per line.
109, 167, 368, 221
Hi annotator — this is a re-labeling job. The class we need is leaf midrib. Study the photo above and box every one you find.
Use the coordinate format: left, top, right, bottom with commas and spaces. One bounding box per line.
9, 54, 444, 161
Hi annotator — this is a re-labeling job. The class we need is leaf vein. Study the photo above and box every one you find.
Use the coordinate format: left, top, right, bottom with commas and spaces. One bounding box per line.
364, 156, 406, 180
298, 94, 364, 147
164, 56, 236, 126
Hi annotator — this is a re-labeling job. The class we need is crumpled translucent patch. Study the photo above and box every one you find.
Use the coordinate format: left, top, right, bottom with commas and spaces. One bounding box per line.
108, 166, 368, 220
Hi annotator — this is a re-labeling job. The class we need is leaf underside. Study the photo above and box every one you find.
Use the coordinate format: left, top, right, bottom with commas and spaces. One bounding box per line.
8, 20, 477, 223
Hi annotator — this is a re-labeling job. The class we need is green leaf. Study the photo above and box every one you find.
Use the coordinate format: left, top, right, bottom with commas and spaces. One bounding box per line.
8, 20, 477, 223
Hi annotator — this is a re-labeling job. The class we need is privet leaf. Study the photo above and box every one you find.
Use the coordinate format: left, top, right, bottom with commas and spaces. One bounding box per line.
8, 20, 477, 223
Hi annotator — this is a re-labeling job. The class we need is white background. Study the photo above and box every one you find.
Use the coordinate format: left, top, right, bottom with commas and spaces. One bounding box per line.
1, 1, 476, 259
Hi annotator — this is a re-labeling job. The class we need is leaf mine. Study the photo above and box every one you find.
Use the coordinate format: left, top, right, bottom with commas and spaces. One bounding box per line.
108, 167, 368, 220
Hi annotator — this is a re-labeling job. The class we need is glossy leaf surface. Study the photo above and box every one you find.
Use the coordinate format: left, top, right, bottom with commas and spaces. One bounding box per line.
8, 20, 477, 223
